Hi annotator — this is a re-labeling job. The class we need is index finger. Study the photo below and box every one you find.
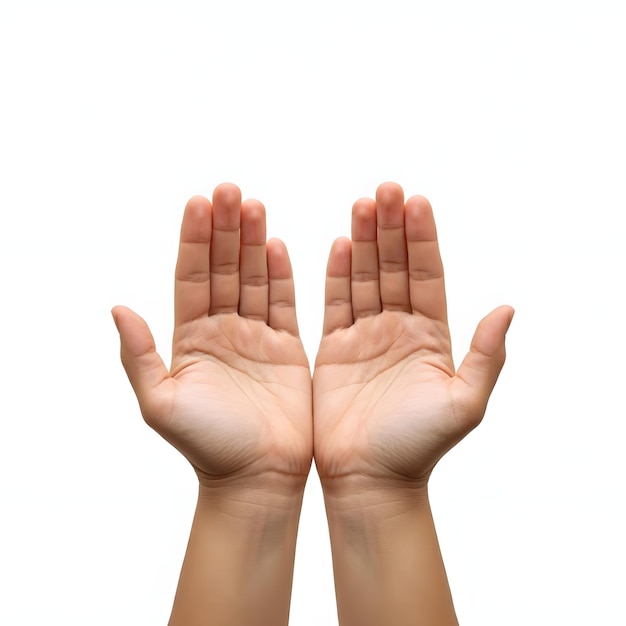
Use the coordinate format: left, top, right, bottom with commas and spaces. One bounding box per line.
174, 195, 212, 326
405, 195, 447, 323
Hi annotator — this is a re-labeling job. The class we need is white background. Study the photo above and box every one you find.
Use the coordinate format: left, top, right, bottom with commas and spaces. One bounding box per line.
1, 2, 624, 624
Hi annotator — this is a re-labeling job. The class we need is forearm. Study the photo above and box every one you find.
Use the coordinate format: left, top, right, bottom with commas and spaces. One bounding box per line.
169, 475, 306, 626
323, 479, 458, 626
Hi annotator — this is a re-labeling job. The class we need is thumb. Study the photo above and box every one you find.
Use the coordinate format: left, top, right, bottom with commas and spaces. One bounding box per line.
452, 305, 514, 428
112, 305, 170, 418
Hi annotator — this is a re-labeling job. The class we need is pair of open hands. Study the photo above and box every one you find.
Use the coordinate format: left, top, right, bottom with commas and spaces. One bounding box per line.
113, 182, 513, 492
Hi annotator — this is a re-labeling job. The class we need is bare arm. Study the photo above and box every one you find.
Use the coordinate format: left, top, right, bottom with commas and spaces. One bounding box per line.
313, 182, 513, 625
113, 184, 313, 625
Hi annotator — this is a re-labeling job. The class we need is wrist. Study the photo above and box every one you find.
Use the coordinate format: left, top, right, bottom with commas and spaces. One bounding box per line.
197, 470, 307, 523
322, 477, 431, 534
322, 471, 429, 510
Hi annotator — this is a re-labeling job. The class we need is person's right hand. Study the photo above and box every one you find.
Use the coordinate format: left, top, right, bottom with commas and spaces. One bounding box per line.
113, 184, 312, 489
313, 182, 513, 491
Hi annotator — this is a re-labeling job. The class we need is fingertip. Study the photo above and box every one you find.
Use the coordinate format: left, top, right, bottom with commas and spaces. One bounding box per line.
179, 195, 212, 244
267, 236, 286, 249
323, 237, 353, 334
375, 181, 404, 201
327, 237, 352, 277
113, 307, 170, 411
183, 195, 212, 224
469, 306, 512, 361
211, 183, 243, 228
241, 198, 266, 221
502, 305, 515, 330
405, 195, 437, 241
212, 182, 242, 200
351, 199, 377, 241
451, 308, 512, 433
405, 194, 432, 210
111, 305, 136, 334
240, 199, 267, 245
111, 306, 121, 332
485, 305, 516, 347
113, 307, 153, 356
267, 237, 292, 279
185, 194, 211, 210
352, 197, 375, 217
267, 238, 299, 335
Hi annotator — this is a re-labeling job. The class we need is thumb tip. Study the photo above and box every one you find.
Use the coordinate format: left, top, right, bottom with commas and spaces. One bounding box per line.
111, 308, 120, 332
491, 304, 515, 335
504, 305, 515, 333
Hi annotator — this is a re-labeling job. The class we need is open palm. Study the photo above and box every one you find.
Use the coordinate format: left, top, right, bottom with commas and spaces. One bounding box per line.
313, 183, 513, 486
114, 185, 312, 485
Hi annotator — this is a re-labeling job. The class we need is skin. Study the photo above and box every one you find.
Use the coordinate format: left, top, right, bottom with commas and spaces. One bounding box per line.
113, 181, 513, 625
113, 184, 312, 626
313, 182, 514, 625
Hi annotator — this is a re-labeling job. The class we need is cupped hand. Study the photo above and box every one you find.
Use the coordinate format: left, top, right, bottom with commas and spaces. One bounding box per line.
113, 184, 312, 486
313, 183, 513, 487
